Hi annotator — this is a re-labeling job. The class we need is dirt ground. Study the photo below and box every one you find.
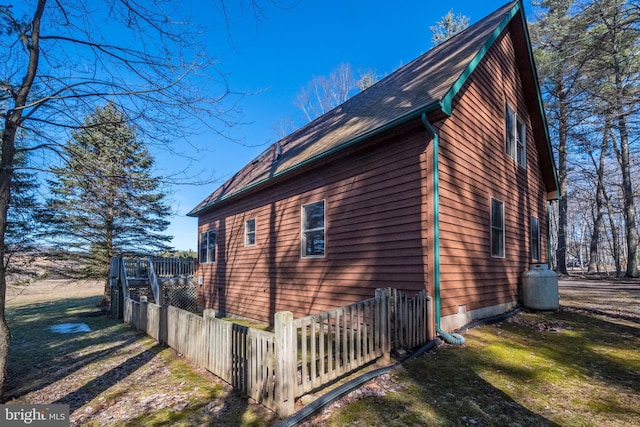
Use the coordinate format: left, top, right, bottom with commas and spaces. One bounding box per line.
555, 274, 640, 322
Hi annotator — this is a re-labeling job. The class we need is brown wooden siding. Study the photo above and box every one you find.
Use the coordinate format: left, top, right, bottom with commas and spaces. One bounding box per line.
196, 23, 550, 326
197, 122, 432, 323
436, 27, 549, 317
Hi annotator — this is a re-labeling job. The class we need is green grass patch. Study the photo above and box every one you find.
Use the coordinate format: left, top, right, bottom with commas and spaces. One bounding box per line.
6, 296, 277, 426
323, 310, 640, 426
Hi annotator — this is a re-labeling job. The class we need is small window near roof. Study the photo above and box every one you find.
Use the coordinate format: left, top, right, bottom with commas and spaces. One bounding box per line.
245, 218, 256, 246
505, 104, 526, 168
531, 216, 540, 262
301, 200, 325, 258
491, 198, 505, 258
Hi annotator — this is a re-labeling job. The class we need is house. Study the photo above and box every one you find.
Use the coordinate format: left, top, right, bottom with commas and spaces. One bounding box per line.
188, 0, 559, 335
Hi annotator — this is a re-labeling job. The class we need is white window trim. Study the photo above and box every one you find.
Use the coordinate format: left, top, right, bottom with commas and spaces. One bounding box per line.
199, 229, 216, 264
516, 118, 526, 168
245, 218, 256, 247
505, 103, 526, 168
490, 198, 505, 259
531, 216, 540, 262
301, 200, 326, 258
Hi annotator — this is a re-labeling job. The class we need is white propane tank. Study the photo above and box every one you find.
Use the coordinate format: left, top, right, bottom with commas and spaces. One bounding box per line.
522, 263, 559, 310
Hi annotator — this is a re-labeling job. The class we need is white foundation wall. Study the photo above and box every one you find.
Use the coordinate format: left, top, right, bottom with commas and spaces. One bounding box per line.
440, 301, 517, 332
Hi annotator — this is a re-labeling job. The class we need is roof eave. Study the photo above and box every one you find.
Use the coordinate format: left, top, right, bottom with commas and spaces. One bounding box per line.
187, 101, 446, 217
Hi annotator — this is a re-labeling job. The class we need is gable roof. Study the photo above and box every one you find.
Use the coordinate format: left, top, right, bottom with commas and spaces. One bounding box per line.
189, 0, 557, 217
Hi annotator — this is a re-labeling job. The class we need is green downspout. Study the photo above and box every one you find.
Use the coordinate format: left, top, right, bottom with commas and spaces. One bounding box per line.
547, 201, 552, 270
422, 113, 465, 345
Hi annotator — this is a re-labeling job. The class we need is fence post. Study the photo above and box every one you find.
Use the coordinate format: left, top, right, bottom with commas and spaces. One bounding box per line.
275, 311, 296, 417
159, 304, 168, 345
139, 296, 148, 333
375, 289, 391, 364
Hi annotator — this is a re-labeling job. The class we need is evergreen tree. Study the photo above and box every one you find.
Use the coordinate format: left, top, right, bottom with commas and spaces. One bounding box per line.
45, 103, 172, 303
430, 9, 470, 47
1, 133, 40, 262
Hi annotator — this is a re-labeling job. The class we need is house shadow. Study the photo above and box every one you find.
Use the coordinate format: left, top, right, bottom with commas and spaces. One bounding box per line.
52, 344, 163, 413
375, 349, 561, 426
4, 296, 142, 401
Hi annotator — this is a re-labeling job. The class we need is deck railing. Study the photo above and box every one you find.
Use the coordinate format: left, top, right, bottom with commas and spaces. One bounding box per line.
150, 257, 195, 278
111, 256, 196, 315
119, 257, 195, 279
121, 288, 432, 417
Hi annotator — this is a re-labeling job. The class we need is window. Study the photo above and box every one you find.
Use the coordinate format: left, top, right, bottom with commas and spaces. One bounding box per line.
199, 230, 216, 263
301, 200, 325, 257
245, 218, 256, 246
505, 104, 526, 168
491, 198, 505, 258
531, 216, 540, 262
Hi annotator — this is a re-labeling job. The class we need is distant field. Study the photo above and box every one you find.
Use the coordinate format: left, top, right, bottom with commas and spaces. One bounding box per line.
7, 278, 104, 306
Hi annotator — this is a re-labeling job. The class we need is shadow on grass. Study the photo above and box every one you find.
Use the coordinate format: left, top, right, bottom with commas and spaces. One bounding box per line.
526, 310, 640, 394
389, 350, 560, 426
5, 296, 146, 402
324, 309, 640, 426
53, 344, 163, 412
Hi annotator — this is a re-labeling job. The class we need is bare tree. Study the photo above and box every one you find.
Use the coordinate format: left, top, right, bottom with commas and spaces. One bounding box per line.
294, 63, 356, 121
0, 0, 261, 398
582, 0, 640, 277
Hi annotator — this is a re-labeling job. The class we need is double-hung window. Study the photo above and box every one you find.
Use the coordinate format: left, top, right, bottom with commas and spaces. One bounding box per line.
531, 216, 540, 262
491, 198, 505, 258
199, 230, 216, 263
301, 200, 325, 258
245, 218, 256, 246
505, 104, 526, 167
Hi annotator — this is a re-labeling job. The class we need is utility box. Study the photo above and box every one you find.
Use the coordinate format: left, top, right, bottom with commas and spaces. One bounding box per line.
522, 263, 559, 310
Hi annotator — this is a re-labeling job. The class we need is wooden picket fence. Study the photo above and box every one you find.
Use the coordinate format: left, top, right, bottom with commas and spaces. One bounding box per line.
122, 288, 432, 417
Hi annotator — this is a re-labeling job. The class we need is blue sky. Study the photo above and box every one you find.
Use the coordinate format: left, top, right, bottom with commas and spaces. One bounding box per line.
164, 0, 534, 250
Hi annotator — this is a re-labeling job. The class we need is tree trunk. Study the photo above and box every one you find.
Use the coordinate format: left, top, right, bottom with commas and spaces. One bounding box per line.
588, 123, 610, 273
0, 124, 18, 401
556, 83, 569, 275
603, 187, 622, 276
0, 0, 47, 397
617, 114, 639, 277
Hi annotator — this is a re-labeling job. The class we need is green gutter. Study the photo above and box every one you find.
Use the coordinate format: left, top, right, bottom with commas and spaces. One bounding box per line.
516, 0, 561, 198
547, 201, 552, 269
440, 1, 521, 116
421, 113, 464, 345
420, 114, 442, 330
191, 2, 539, 217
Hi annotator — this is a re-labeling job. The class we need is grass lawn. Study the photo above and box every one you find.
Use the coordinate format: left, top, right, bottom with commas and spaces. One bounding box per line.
5, 291, 277, 426
315, 309, 640, 426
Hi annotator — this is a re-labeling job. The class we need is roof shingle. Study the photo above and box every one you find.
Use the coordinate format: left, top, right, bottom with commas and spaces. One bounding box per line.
189, 1, 520, 216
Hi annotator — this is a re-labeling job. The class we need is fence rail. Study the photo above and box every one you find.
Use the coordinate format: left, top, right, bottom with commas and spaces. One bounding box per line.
121, 288, 432, 417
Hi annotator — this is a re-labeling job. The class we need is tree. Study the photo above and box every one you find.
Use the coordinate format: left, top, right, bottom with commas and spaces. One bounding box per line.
532, 0, 640, 277
430, 9, 470, 47
294, 64, 379, 122
530, 0, 587, 275
0, 0, 261, 398
2, 133, 40, 259
294, 63, 356, 121
44, 102, 172, 303
581, 0, 640, 277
